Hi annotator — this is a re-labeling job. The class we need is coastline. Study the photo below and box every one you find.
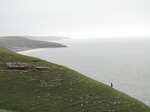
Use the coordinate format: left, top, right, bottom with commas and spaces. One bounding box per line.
11, 47, 35, 52
10, 46, 67, 52
17, 48, 44, 54
0, 47, 150, 112
18, 38, 150, 107
0, 36, 67, 52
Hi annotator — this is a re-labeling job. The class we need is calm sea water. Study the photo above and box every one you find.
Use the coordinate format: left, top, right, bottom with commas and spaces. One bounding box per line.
19, 37, 150, 106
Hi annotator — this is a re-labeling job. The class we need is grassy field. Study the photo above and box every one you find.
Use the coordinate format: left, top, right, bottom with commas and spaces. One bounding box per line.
0, 109, 13, 112
0, 47, 150, 112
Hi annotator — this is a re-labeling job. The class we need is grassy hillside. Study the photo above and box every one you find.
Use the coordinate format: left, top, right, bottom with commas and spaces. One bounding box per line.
0, 109, 13, 112
0, 47, 150, 112
0, 36, 67, 51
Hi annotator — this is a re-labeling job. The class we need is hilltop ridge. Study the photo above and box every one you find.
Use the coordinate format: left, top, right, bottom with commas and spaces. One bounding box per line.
0, 36, 67, 52
23, 35, 69, 41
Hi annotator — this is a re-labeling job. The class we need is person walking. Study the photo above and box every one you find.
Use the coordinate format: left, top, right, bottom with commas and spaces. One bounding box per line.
111, 82, 113, 88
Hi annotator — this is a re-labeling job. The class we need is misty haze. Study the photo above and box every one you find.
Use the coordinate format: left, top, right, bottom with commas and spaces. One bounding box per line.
0, 0, 150, 112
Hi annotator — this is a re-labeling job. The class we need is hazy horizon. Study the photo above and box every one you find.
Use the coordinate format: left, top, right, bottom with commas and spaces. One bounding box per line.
0, 0, 150, 38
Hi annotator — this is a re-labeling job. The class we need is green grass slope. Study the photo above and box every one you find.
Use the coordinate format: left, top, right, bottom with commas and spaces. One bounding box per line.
0, 36, 66, 51
0, 109, 13, 112
0, 47, 150, 112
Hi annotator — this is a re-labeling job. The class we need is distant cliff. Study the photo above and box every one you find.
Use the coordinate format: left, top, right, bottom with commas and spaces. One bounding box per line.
0, 36, 67, 52
24, 36, 69, 41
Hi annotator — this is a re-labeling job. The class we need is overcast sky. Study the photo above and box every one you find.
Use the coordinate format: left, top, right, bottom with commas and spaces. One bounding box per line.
0, 0, 150, 38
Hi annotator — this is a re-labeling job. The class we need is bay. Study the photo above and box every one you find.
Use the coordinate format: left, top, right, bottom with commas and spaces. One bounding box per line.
18, 37, 150, 106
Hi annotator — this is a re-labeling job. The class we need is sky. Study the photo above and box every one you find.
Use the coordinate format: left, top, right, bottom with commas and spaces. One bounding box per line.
0, 0, 150, 38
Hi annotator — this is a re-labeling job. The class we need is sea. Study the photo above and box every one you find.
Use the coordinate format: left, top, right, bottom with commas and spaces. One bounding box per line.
18, 37, 150, 106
